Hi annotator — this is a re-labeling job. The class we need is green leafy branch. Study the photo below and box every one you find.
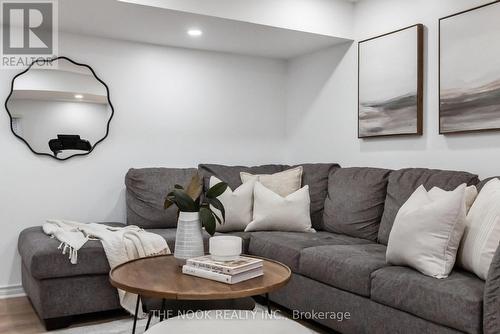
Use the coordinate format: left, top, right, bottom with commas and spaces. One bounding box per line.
164, 173, 228, 236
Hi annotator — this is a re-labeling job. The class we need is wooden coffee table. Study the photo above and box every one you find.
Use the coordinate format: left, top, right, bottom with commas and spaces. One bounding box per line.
109, 254, 291, 334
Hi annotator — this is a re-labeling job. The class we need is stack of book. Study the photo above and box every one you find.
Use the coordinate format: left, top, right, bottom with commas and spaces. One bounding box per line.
182, 255, 264, 284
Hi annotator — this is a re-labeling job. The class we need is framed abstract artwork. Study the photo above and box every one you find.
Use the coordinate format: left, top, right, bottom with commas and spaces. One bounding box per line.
358, 24, 424, 138
439, 1, 500, 134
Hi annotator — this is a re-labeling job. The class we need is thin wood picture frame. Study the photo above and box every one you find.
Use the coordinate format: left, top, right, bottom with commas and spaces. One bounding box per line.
358, 24, 424, 138
439, 0, 500, 134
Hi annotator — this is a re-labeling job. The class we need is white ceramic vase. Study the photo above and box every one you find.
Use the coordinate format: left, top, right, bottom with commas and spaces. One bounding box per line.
174, 212, 204, 266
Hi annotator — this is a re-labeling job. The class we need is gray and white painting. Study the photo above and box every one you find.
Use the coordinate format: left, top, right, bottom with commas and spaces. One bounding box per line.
440, 2, 500, 133
359, 26, 421, 138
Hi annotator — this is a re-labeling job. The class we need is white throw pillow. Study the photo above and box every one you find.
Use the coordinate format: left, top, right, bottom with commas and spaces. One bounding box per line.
386, 184, 467, 279
428, 185, 478, 213
244, 182, 314, 233
240, 166, 303, 197
459, 178, 500, 280
209, 176, 254, 232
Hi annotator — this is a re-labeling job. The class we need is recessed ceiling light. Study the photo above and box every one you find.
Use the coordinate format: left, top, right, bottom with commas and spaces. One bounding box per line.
187, 29, 203, 37
74, 94, 84, 99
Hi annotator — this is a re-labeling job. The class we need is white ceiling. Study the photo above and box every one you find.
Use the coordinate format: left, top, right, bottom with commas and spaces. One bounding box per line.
58, 0, 351, 59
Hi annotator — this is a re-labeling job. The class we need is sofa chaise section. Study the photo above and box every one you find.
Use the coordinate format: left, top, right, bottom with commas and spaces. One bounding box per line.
17, 224, 191, 329
18, 226, 116, 280
21, 263, 121, 329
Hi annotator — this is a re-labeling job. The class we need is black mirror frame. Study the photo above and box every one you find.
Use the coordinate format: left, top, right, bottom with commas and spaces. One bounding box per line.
4, 56, 115, 161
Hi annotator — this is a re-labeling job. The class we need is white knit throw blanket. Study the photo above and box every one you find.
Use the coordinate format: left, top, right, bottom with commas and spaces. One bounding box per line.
42, 220, 170, 316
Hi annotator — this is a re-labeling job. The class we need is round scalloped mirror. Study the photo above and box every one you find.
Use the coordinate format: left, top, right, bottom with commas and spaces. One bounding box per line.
5, 57, 114, 160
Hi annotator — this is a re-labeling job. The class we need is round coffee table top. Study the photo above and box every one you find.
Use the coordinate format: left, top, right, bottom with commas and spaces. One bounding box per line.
109, 255, 291, 300
144, 310, 313, 334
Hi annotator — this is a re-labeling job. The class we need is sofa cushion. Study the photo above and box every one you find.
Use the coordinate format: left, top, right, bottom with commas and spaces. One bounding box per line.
292, 163, 340, 230
249, 231, 371, 272
18, 225, 122, 280
323, 167, 391, 241
18, 225, 197, 280
125, 168, 198, 229
299, 244, 387, 297
378, 168, 479, 245
371, 266, 484, 334
198, 164, 284, 192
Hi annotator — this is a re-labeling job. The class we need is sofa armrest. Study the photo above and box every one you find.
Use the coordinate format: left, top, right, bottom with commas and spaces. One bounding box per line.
484, 242, 500, 334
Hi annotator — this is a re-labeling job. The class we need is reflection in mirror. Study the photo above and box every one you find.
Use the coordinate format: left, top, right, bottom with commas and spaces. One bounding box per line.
5, 57, 113, 160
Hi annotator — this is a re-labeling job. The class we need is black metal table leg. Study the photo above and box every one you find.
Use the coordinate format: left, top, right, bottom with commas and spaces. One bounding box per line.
132, 295, 140, 334
266, 293, 271, 314
159, 299, 166, 322
145, 311, 153, 331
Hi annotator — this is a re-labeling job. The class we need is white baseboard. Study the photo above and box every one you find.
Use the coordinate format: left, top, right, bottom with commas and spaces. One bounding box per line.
0, 284, 26, 299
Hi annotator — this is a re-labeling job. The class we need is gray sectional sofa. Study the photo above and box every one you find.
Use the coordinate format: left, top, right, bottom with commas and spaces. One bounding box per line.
17, 163, 500, 333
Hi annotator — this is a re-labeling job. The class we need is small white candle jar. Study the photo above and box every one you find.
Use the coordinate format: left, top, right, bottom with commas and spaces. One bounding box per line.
209, 236, 242, 261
